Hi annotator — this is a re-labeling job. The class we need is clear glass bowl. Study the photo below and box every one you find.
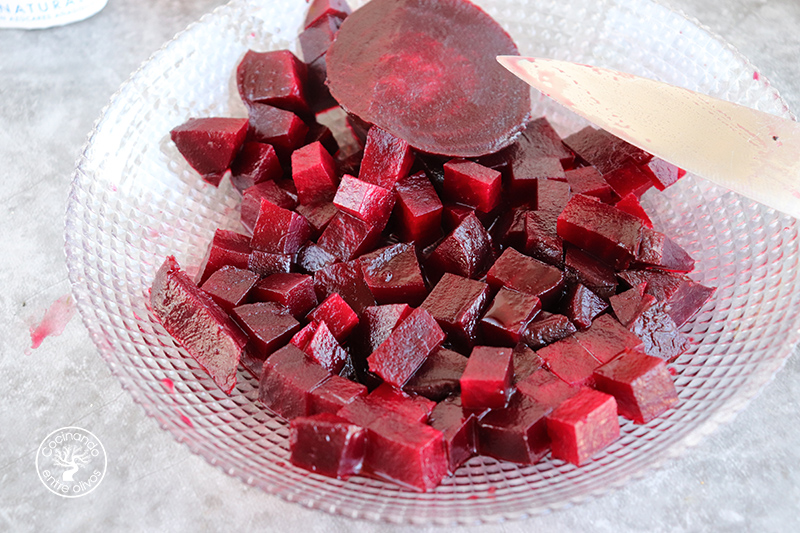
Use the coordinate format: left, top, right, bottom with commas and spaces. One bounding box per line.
65, 0, 800, 525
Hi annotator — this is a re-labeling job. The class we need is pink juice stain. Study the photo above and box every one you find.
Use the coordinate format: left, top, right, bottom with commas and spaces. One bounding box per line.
28, 294, 77, 353
753, 71, 760, 81
161, 378, 175, 394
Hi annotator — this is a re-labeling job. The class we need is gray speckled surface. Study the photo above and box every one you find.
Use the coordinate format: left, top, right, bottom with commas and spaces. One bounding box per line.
1, 0, 799, 531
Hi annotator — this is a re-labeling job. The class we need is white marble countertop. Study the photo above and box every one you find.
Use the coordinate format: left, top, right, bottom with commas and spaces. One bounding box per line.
2, 0, 799, 531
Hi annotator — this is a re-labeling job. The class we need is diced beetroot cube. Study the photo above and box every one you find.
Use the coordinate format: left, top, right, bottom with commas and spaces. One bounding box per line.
561, 283, 608, 329
404, 347, 468, 401
247, 103, 309, 157
291, 141, 338, 204
200, 265, 259, 312
429, 394, 476, 472
535, 178, 572, 215
521, 116, 575, 167
295, 201, 338, 238
306, 54, 339, 114
250, 198, 311, 254
516, 367, 579, 408
304, 121, 339, 155
240, 181, 297, 233
358, 126, 414, 190
297, 242, 339, 273
309, 374, 368, 415
299, 13, 343, 63
290, 321, 317, 350
460, 346, 514, 410
564, 246, 617, 299
602, 162, 653, 199
536, 337, 601, 386
393, 170, 443, 245
300, 320, 347, 373
640, 157, 686, 191
487, 247, 564, 306
236, 50, 309, 115
232, 301, 301, 358
422, 273, 489, 350
333, 174, 395, 228
151, 257, 248, 394
170, 117, 248, 185
565, 166, 616, 203
317, 211, 381, 262
247, 250, 291, 277
509, 156, 565, 196
512, 343, 544, 383
618, 270, 715, 327
626, 299, 691, 362
557, 194, 643, 269
304, 0, 351, 29
635, 227, 695, 273
252, 273, 317, 318
369, 383, 436, 423
480, 288, 542, 347
427, 212, 494, 280
524, 211, 564, 267
289, 413, 366, 479
492, 206, 528, 250
609, 283, 648, 327
258, 344, 330, 419
573, 313, 643, 364
563, 127, 651, 174
195, 229, 252, 285
546, 387, 620, 466
357, 304, 414, 356
476, 392, 551, 464
443, 159, 502, 213
367, 308, 445, 388
240, 347, 266, 380
230, 142, 282, 193
359, 243, 426, 306
307, 293, 359, 342
522, 312, 577, 350
312, 260, 376, 314
593, 349, 679, 424
615, 192, 653, 228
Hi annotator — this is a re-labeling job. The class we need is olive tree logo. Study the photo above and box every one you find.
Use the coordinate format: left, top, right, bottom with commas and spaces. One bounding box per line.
36, 427, 106, 498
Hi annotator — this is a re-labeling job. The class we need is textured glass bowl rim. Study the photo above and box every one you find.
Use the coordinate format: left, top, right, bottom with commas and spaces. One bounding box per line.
65, 0, 799, 525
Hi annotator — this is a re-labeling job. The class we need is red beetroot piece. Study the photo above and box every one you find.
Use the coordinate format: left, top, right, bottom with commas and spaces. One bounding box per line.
195, 229, 252, 285
259, 344, 331, 420
634, 227, 695, 273
535, 178, 572, 215
509, 156, 565, 197
359, 243, 426, 306
536, 336, 601, 386
252, 273, 317, 318
460, 346, 514, 410
368, 383, 436, 423
627, 300, 690, 362
170, 117, 248, 186
522, 312, 577, 350
393, 170, 444, 245
230, 142, 282, 193
289, 413, 366, 479
304, 0, 351, 29
557, 194, 643, 270
291, 321, 317, 351
602, 162, 653, 199
295, 201, 338, 238
561, 283, 608, 330
609, 283, 648, 327
250, 198, 311, 254
297, 242, 339, 273
565, 166, 616, 204
356, 304, 413, 357
312, 260, 376, 314
546, 387, 620, 466
404, 347, 468, 402
247, 250, 291, 277
151, 257, 247, 394
309, 374, 367, 415
240, 180, 297, 233
232, 301, 300, 358
236, 50, 309, 115
480, 288, 542, 347
516, 367, 579, 408
307, 293, 359, 342
317, 211, 381, 262
615, 192, 653, 228
291, 141, 339, 204
427, 212, 494, 281
367, 307, 445, 388
524, 211, 564, 267
618, 269, 715, 327
429, 394, 477, 472
563, 126, 651, 174
422, 273, 489, 350
443, 159, 502, 213
593, 349, 679, 424
564, 246, 617, 299
478, 117, 573, 177
573, 313, 643, 364
487, 247, 565, 307
640, 157, 686, 190
512, 343, 544, 384
200, 266, 258, 312
358, 126, 415, 190
476, 392, 551, 464
493, 206, 528, 250
300, 320, 348, 374
333, 174, 395, 228
304, 121, 339, 156
299, 13, 344, 63
247, 103, 309, 157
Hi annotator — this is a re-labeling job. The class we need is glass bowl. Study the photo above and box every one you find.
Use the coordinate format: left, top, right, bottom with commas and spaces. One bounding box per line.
65, 0, 800, 525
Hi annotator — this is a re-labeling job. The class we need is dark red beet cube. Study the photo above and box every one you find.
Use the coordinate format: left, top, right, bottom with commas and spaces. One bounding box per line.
561, 283, 608, 330
520, 116, 574, 167
304, 121, 339, 156
565, 166, 616, 204
317, 211, 381, 262
304, 0, 351, 30
403, 347, 468, 401
200, 265, 258, 312
240, 180, 297, 233
618, 270, 715, 327
258, 344, 330, 419
609, 283, 648, 327
593, 349, 679, 424
299, 13, 343, 63
232, 301, 300, 358
524, 211, 564, 267
312, 260, 376, 314
626, 299, 690, 362
615, 192, 653, 228
480, 287, 542, 347
443, 159, 501, 213
487, 247, 564, 306
170, 117, 248, 185
301, 320, 348, 373
230, 141, 282, 193
151, 257, 248, 394
368, 383, 436, 423
522, 312, 577, 350
635, 227, 695, 273
546, 387, 620, 466
516, 367, 579, 408
640, 157, 686, 191
295, 201, 338, 238
493, 206, 528, 250
358, 125, 414, 190
421, 273, 489, 350
333, 174, 395, 228
427, 212, 494, 280
307, 293, 359, 342
247, 103, 309, 157
476, 392, 551, 464
602, 162, 653, 199
297, 242, 339, 273
512, 343, 544, 384
563, 126, 651, 174
291, 141, 339, 205
573, 313, 643, 364
250, 198, 311, 254
357, 304, 413, 356
535, 178, 572, 215
247, 250, 291, 277
393, 170, 443, 245
252, 273, 317, 318
359, 243, 426, 306
195, 229, 252, 285
564, 246, 617, 299
429, 394, 476, 472
309, 374, 368, 415
509, 156, 565, 196
240, 347, 266, 380
367, 307, 445, 387
236, 50, 309, 115
289, 413, 366, 479
290, 321, 317, 351
536, 337, 601, 386
441, 203, 478, 233
460, 346, 514, 410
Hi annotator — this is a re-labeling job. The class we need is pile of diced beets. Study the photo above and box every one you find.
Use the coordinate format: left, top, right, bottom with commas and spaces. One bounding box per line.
150, 0, 715, 492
